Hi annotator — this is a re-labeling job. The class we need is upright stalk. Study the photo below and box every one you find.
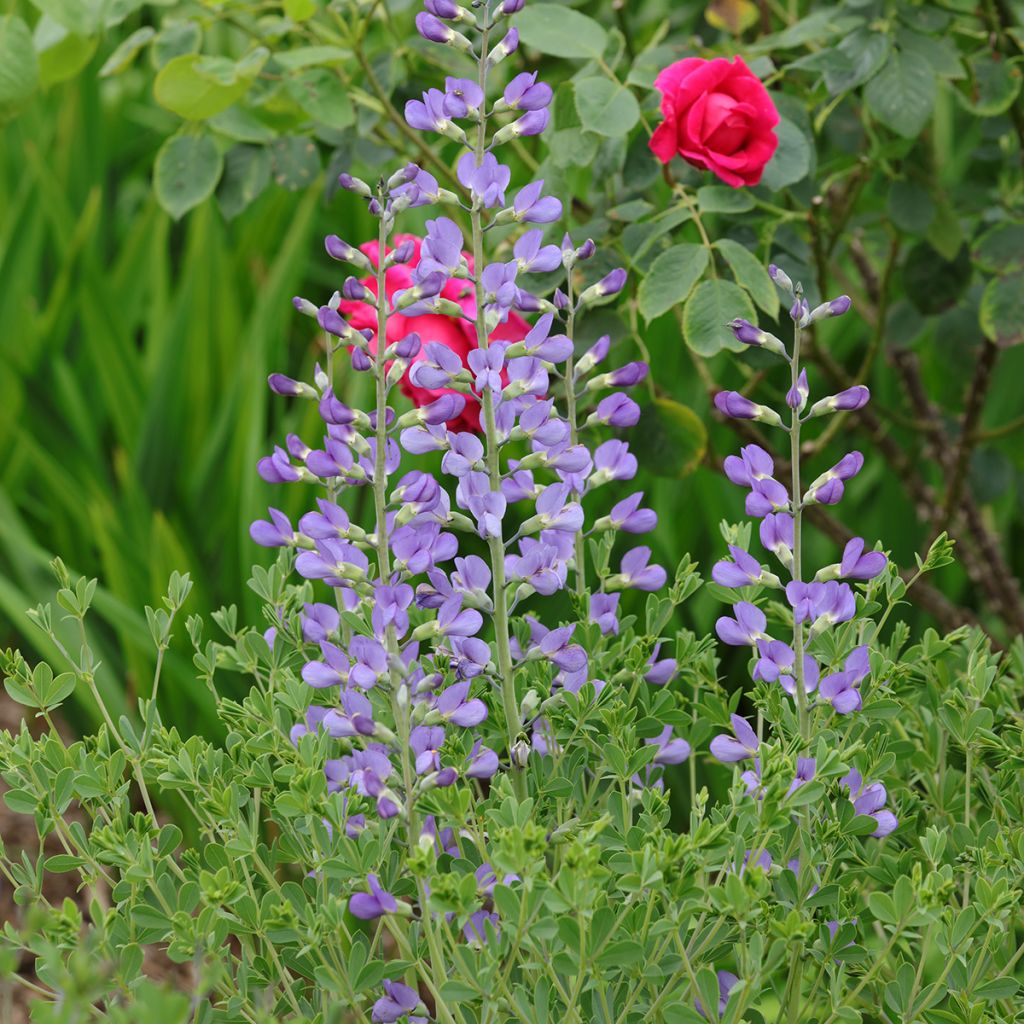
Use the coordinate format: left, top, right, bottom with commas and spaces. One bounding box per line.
469, 16, 520, 759
789, 316, 810, 743
563, 273, 586, 600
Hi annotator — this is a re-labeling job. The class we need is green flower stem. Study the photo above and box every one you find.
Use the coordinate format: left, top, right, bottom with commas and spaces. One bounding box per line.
469, 18, 521, 765
563, 272, 586, 601
789, 318, 810, 744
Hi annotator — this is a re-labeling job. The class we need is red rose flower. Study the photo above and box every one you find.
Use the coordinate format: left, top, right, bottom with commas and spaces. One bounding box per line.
649, 56, 779, 189
338, 234, 529, 432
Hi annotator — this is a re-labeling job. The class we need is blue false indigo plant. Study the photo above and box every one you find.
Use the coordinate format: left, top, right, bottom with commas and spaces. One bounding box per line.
2, 2, 1024, 1022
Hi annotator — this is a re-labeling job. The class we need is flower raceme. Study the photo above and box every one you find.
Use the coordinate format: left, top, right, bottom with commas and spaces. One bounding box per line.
710, 268, 896, 856
250, 0, 673, 988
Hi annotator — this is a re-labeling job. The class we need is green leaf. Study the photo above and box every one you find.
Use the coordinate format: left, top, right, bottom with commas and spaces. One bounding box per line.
637, 243, 709, 322
45, 854, 86, 872
903, 241, 970, 315
99, 26, 155, 77
155, 50, 268, 121
896, 28, 964, 80
973, 222, 1024, 274
217, 145, 271, 220
714, 238, 779, 316
26, 0, 98, 37
887, 180, 934, 234
635, 399, 707, 478
270, 135, 320, 190
285, 68, 354, 130
975, 978, 1019, 1001
273, 45, 350, 71
150, 20, 202, 70
283, 0, 317, 21
0, 16, 39, 121
683, 278, 754, 356
34, 16, 97, 87
514, 4, 608, 59
759, 117, 810, 190
959, 52, 1021, 116
823, 28, 891, 94
980, 271, 1024, 347
153, 134, 223, 220
697, 185, 754, 214
865, 50, 937, 137
574, 76, 640, 137
209, 105, 277, 143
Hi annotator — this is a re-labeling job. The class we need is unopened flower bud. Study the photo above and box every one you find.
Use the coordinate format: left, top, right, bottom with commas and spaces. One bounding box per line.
511, 739, 530, 768
292, 295, 318, 317
386, 239, 416, 267
501, 0, 525, 11
337, 173, 371, 198
768, 264, 794, 293
579, 268, 626, 307
807, 385, 870, 418
487, 28, 518, 68
729, 318, 788, 357
268, 374, 317, 399
342, 277, 368, 302
714, 391, 784, 427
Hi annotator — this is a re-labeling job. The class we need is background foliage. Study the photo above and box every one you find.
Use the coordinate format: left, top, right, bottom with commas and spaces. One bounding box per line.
2, 0, 1023, 740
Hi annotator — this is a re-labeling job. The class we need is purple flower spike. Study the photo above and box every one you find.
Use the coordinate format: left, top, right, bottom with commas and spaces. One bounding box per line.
590, 392, 641, 428
696, 970, 739, 1020
710, 714, 759, 762
250, 508, 293, 548
644, 642, 677, 685
435, 681, 487, 727
415, 11, 454, 44
820, 645, 871, 715
349, 874, 398, 920
808, 385, 871, 418
589, 593, 620, 635
786, 369, 809, 411
842, 769, 897, 837
712, 545, 766, 588
512, 180, 562, 224
715, 602, 767, 646
372, 979, 423, 1024
839, 537, 887, 581
647, 726, 691, 765
610, 546, 667, 592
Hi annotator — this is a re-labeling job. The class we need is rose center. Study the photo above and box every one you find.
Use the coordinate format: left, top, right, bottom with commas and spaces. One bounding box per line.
702, 92, 750, 155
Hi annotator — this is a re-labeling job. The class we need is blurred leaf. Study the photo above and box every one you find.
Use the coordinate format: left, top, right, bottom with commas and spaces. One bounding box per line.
209, 105, 277, 143
0, 16, 39, 121
823, 28, 890, 94
760, 117, 810, 190
697, 185, 754, 214
26, 0, 98, 37
155, 50, 268, 121
514, 4, 608, 59
864, 50, 937, 137
270, 134, 320, 190
283, 0, 317, 21
273, 46, 351, 71
973, 222, 1024, 274
636, 399, 707, 478
887, 180, 934, 235
217, 145, 271, 220
896, 28, 965, 80
925, 198, 964, 261
637, 244, 709, 323
980, 271, 1024, 347
153, 134, 223, 220
968, 448, 1014, 502
714, 238, 779, 317
959, 52, 1021, 116
34, 17, 97, 87
151, 20, 201, 70
683, 278, 753, 356
99, 26, 155, 77
285, 68, 354, 130
574, 76, 640, 138
903, 241, 969, 315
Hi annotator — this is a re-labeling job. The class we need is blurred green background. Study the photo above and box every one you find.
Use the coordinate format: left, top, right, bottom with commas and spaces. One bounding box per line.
2, 0, 1023, 739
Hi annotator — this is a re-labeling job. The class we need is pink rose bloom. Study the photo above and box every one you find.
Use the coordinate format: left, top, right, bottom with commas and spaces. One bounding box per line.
338, 234, 530, 432
649, 56, 779, 188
